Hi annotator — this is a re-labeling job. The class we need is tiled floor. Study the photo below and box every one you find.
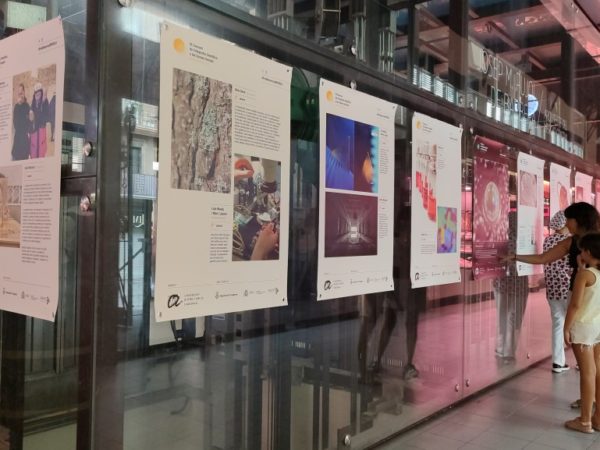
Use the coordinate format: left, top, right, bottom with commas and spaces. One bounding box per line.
377, 353, 600, 450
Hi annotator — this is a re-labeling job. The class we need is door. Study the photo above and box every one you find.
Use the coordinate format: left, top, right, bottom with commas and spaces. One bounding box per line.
0, 175, 96, 450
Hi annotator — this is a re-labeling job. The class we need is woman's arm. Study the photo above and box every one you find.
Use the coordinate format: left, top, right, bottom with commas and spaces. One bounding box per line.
503, 237, 571, 265
564, 269, 594, 344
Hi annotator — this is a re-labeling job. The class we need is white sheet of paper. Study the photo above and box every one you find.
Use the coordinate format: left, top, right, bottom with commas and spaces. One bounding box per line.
155, 22, 292, 321
516, 152, 544, 276
549, 162, 571, 220
317, 80, 396, 300
410, 113, 463, 288
575, 171, 593, 204
0, 18, 64, 321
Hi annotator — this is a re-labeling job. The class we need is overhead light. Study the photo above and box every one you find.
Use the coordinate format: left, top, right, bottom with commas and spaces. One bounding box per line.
527, 94, 539, 117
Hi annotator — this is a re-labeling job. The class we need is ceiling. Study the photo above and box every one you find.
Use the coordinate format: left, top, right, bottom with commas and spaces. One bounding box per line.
392, 0, 600, 135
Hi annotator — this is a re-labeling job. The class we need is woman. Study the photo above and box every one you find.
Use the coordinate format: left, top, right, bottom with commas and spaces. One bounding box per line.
543, 211, 572, 373
505, 202, 600, 367
29, 82, 49, 159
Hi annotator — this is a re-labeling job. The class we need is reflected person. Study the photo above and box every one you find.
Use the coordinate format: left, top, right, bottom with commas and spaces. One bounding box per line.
12, 84, 30, 161
493, 211, 528, 361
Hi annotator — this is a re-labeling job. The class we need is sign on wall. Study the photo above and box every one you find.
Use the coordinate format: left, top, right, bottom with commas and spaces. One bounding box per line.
0, 18, 65, 321
155, 22, 292, 321
410, 113, 463, 288
575, 171, 593, 204
516, 152, 544, 276
472, 136, 510, 280
549, 163, 571, 219
316, 80, 396, 300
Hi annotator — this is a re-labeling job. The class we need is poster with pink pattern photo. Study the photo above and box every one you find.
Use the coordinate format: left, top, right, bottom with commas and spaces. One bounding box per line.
472, 136, 510, 280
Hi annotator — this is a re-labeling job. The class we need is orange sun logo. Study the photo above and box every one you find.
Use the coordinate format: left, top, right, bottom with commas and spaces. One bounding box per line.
173, 38, 185, 53
326, 90, 334, 102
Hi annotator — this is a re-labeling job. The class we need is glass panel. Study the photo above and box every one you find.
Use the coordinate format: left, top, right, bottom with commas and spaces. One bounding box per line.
103, 0, 598, 449
22, 194, 83, 450
0, 1, 94, 448
462, 136, 552, 395
110, 3, 467, 448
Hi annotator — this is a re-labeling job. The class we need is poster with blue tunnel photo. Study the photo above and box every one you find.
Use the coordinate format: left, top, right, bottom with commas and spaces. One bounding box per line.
317, 80, 397, 300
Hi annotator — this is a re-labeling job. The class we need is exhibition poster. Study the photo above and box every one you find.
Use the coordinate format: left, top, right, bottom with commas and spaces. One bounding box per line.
549, 162, 571, 219
155, 23, 292, 321
317, 79, 396, 300
575, 171, 592, 203
410, 112, 463, 288
516, 152, 544, 276
472, 136, 509, 280
0, 19, 64, 321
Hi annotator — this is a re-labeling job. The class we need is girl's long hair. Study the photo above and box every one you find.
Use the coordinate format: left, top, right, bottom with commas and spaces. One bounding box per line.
565, 202, 600, 233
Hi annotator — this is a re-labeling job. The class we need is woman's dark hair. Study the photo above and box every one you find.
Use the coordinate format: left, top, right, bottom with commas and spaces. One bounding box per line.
564, 202, 600, 233
578, 233, 600, 268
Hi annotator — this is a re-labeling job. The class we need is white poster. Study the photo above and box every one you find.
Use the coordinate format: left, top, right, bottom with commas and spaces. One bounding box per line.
155, 22, 292, 321
575, 171, 593, 204
317, 80, 396, 300
549, 162, 571, 219
516, 152, 544, 276
410, 112, 463, 288
0, 19, 64, 321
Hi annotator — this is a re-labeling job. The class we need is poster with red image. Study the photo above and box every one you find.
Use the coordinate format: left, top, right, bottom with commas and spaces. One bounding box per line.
472, 136, 510, 280
575, 171, 592, 204
410, 112, 462, 288
549, 163, 571, 220
516, 152, 545, 276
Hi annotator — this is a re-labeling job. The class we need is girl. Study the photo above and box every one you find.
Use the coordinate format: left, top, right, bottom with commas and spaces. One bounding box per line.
564, 232, 600, 433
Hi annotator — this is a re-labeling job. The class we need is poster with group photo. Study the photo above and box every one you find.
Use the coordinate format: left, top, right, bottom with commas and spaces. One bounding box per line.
516, 152, 544, 276
410, 113, 463, 288
575, 171, 592, 204
550, 163, 571, 219
472, 136, 509, 280
0, 18, 64, 321
317, 80, 396, 300
155, 22, 292, 321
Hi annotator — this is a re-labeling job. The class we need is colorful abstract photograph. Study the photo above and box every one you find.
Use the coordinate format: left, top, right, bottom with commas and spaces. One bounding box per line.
437, 206, 457, 253
325, 114, 379, 194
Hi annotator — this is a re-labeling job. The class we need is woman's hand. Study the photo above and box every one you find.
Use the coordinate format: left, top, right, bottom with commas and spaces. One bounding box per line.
564, 328, 572, 346
498, 252, 515, 263
234, 158, 254, 182
250, 223, 278, 260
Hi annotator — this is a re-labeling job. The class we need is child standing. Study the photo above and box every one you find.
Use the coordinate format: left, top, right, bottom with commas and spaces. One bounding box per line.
564, 232, 600, 433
